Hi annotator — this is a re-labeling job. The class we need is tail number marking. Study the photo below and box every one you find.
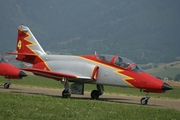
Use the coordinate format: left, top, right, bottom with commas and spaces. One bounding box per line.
17, 40, 22, 49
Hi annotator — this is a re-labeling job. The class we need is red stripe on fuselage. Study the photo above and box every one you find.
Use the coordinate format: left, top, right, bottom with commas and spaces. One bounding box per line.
79, 55, 164, 90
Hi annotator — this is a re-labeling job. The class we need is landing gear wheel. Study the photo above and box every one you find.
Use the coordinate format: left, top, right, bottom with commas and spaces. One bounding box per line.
4, 83, 10, 89
62, 90, 71, 98
140, 97, 148, 105
91, 90, 99, 99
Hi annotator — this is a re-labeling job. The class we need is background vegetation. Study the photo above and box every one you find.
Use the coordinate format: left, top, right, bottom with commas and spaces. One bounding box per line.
0, 0, 180, 64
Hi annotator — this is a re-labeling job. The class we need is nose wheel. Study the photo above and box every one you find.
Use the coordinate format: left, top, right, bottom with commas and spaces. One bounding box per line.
4, 79, 11, 89
140, 93, 150, 105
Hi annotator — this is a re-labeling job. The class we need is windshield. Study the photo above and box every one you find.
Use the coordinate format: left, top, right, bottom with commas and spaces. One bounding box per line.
130, 64, 144, 72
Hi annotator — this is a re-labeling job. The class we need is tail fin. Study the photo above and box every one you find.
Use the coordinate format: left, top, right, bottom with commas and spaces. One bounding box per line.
17, 25, 46, 55
15, 25, 46, 64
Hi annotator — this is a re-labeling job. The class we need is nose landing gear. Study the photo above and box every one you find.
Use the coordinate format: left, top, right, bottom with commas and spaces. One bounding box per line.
140, 93, 150, 105
4, 79, 11, 89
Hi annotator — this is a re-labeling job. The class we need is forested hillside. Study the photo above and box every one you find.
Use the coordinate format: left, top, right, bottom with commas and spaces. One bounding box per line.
0, 0, 180, 63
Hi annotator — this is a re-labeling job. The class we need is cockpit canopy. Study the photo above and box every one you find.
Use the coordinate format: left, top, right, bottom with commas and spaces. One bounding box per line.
114, 56, 133, 68
97, 54, 143, 72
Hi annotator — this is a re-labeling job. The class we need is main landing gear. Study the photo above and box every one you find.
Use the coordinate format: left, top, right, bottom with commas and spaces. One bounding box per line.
60, 77, 104, 100
4, 79, 11, 89
61, 78, 71, 98
140, 93, 150, 105
91, 85, 104, 99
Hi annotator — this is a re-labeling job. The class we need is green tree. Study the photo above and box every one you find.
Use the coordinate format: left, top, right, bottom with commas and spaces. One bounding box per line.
164, 66, 167, 70
174, 74, 180, 81
153, 64, 158, 68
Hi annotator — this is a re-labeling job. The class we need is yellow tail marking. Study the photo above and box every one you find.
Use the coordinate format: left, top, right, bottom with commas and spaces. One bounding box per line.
17, 40, 22, 49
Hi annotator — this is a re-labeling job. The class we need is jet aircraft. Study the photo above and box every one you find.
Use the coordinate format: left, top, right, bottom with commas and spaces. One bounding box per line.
7, 25, 173, 105
0, 55, 27, 88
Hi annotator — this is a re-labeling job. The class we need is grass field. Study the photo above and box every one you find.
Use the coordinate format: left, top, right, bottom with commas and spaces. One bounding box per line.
0, 74, 180, 119
0, 92, 179, 120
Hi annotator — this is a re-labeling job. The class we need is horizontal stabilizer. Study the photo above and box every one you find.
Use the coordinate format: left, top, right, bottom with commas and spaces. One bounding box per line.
6, 52, 37, 56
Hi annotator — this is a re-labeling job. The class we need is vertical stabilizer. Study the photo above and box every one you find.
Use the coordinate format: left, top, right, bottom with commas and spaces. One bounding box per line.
17, 25, 46, 55
14, 25, 47, 64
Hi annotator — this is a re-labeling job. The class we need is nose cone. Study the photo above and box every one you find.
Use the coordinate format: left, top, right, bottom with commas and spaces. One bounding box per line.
162, 83, 173, 91
19, 71, 27, 78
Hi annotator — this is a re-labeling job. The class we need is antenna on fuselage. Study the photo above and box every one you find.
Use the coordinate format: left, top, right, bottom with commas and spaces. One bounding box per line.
95, 51, 97, 55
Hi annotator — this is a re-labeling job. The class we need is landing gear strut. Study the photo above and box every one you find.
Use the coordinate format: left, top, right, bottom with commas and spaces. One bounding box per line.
4, 79, 11, 89
91, 85, 104, 99
61, 78, 71, 98
140, 93, 150, 105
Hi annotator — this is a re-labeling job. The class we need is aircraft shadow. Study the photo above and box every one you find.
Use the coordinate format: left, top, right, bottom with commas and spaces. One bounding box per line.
10, 91, 61, 98
0, 84, 8, 87
0, 85, 22, 90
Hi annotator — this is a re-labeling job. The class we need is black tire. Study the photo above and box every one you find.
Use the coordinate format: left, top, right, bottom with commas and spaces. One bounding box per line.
91, 90, 99, 99
4, 83, 10, 89
140, 97, 148, 105
62, 90, 71, 98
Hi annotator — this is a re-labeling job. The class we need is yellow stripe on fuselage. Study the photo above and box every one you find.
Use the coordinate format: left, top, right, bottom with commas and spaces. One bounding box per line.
77, 56, 135, 87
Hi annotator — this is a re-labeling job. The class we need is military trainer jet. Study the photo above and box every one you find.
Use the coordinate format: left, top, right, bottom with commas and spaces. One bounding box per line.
0, 55, 27, 88
7, 25, 173, 105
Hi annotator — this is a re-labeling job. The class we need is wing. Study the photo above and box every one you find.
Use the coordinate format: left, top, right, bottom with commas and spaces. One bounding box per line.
22, 68, 92, 81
